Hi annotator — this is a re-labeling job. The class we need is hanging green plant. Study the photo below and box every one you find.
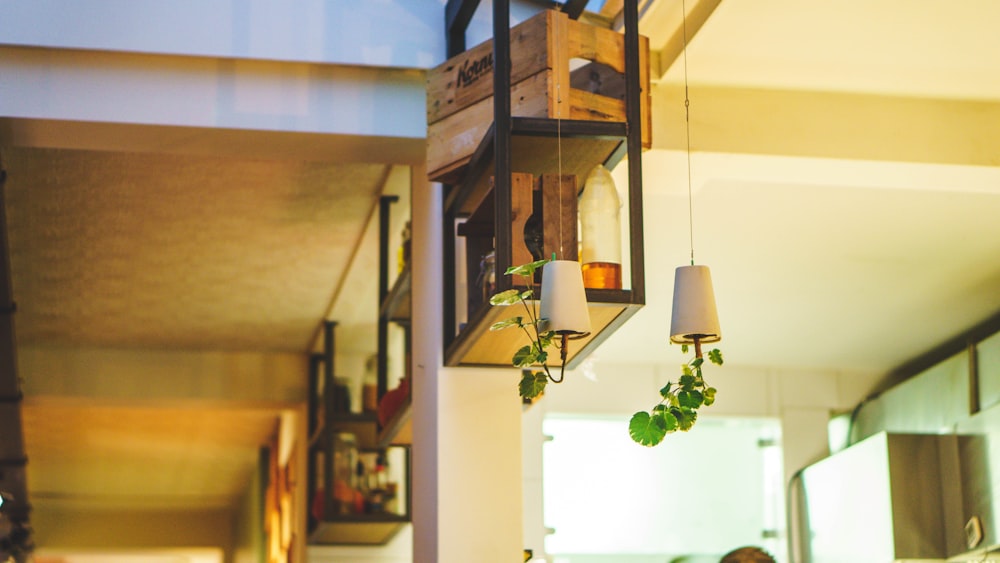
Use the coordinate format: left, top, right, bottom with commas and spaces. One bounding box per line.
491, 259, 724, 445
628, 346, 723, 446
488, 258, 556, 401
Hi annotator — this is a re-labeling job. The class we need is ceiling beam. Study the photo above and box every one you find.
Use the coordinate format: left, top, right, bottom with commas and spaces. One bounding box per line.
18, 346, 308, 406
651, 84, 1000, 168
648, 0, 723, 80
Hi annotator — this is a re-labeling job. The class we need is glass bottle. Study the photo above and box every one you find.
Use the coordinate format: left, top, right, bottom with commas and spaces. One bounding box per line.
578, 164, 622, 289
398, 220, 411, 274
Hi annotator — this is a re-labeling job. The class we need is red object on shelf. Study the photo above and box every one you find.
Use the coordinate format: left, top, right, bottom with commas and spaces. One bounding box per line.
377, 377, 410, 427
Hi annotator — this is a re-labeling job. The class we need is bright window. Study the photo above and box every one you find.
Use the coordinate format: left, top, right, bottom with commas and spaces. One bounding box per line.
542, 415, 785, 563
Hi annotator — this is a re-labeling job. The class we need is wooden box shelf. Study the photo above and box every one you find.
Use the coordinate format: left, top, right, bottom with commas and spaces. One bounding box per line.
446, 293, 642, 368
309, 514, 411, 546
436, 6, 648, 370
427, 9, 650, 184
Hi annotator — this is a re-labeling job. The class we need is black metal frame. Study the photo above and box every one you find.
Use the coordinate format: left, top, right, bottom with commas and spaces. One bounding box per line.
377, 195, 399, 401
0, 158, 33, 561
440, 0, 645, 366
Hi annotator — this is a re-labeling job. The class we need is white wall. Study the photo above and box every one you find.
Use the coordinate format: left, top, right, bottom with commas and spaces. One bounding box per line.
521, 357, 882, 560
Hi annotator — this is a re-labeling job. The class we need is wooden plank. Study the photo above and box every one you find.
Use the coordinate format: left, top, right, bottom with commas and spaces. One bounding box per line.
639, 33, 652, 148
453, 300, 630, 367
427, 73, 550, 180
539, 174, 578, 262
510, 173, 536, 269
567, 18, 627, 74
427, 10, 554, 124
548, 10, 571, 120
569, 88, 626, 122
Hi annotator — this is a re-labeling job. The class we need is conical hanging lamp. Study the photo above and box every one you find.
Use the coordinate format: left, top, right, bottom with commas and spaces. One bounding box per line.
540, 259, 591, 336
669, 0, 721, 359
670, 264, 720, 344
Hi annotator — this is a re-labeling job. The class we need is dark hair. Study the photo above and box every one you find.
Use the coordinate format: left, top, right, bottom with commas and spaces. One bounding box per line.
719, 546, 776, 563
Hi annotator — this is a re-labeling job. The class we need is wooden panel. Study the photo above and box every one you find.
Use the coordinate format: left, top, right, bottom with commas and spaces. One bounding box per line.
427, 11, 555, 124
447, 299, 631, 367
638, 34, 652, 149
426, 9, 652, 180
428, 73, 550, 180
569, 88, 627, 122
510, 172, 536, 269
539, 174, 578, 262
567, 17, 627, 74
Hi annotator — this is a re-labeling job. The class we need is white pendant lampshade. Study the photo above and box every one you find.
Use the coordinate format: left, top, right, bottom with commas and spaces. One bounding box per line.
540, 260, 591, 335
669, 264, 721, 344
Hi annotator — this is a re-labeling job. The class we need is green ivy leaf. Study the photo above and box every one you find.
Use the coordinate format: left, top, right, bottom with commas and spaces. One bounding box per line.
659, 382, 673, 398
490, 317, 522, 331
681, 344, 689, 354
512, 345, 537, 367
708, 349, 724, 366
673, 407, 697, 431
691, 357, 704, 369
519, 370, 547, 399
679, 390, 705, 409
704, 387, 717, 406
490, 289, 521, 306
681, 364, 693, 376
538, 331, 554, 346
629, 411, 667, 447
506, 258, 550, 278
679, 374, 696, 388
661, 409, 679, 433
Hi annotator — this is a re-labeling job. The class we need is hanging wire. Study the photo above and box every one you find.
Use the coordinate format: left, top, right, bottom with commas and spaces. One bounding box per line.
556, 14, 564, 260
682, 0, 695, 266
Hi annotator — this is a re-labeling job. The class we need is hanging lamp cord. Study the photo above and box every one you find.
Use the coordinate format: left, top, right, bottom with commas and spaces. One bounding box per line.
682, 0, 695, 266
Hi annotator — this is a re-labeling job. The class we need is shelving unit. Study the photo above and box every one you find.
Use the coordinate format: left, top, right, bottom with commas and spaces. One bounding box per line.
306, 321, 410, 546
375, 196, 413, 448
434, 1, 648, 369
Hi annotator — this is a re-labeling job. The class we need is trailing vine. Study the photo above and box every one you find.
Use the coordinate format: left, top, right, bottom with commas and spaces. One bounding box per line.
490, 259, 724, 445
628, 346, 723, 446
488, 258, 557, 400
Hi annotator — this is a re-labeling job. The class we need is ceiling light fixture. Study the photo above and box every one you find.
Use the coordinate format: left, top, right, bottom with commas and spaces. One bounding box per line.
668, 0, 721, 358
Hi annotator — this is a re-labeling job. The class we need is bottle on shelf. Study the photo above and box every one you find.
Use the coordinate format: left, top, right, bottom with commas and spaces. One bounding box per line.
362, 354, 378, 415
398, 220, 412, 274
578, 164, 622, 289
332, 432, 358, 515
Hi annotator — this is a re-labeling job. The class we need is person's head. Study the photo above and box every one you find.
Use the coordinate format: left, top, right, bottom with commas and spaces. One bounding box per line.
719, 546, 776, 563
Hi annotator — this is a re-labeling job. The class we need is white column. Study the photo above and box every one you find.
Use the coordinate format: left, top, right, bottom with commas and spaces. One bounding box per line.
411, 167, 524, 563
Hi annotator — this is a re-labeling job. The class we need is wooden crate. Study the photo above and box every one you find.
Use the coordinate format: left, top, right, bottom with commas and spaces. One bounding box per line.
426, 9, 651, 183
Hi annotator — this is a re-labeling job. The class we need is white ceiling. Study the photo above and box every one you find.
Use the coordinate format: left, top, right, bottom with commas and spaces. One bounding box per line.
596, 0, 1000, 373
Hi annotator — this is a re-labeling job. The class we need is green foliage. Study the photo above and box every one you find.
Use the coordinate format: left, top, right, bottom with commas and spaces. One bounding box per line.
505, 259, 549, 278
490, 259, 558, 401
490, 289, 522, 306
490, 317, 523, 331
630, 346, 723, 447
629, 411, 666, 446
519, 370, 548, 399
